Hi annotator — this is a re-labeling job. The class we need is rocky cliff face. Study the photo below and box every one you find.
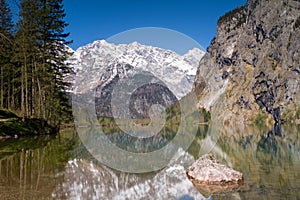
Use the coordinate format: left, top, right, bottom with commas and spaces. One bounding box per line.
194, 0, 300, 125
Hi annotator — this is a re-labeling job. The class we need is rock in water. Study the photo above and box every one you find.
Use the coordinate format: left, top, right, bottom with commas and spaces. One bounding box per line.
186, 154, 243, 186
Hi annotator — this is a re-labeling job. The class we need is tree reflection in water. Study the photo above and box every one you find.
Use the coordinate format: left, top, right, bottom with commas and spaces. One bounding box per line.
0, 124, 299, 199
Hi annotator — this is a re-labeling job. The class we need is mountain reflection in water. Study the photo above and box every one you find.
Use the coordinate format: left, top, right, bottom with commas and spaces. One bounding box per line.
0, 124, 299, 199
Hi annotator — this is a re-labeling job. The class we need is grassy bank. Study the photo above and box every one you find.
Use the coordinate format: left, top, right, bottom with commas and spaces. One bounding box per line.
0, 109, 57, 138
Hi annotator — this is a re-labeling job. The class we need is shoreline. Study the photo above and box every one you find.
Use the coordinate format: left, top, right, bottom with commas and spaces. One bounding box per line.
0, 109, 58, 139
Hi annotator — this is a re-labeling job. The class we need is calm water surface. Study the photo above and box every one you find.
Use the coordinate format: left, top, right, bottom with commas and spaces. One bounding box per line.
0, 124, 299, 199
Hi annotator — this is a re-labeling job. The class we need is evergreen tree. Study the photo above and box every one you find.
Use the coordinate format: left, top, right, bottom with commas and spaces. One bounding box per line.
0, 0, 14, 109
13, 0, 72, 126
38, 0, 73, 125
1, 0, 72, 127
14, 0, 40, 119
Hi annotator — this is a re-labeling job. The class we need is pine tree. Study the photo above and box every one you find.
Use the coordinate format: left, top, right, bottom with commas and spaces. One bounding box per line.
16, 0, 72, 125
0, 0, 14, 109
2, 0, 72, 127
14, 0, 40, 119
38, 0, 73, 126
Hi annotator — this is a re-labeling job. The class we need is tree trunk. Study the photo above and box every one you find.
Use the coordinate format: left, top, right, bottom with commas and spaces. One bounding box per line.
0, 65, 3, 108
25, 59, 29, 117
31, 61, 35, 117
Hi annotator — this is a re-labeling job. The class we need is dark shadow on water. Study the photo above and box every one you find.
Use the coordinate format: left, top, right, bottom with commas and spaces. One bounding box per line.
257, 123, 282, 156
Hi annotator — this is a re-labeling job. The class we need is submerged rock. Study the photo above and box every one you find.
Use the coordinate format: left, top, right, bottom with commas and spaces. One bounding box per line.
186, 154, 243, 186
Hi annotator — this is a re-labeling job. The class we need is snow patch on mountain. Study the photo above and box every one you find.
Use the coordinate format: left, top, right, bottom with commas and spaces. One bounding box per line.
70, 40, 205, 99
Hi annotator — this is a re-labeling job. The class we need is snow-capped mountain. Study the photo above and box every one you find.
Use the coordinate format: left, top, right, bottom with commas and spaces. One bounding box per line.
71, 40, 204, 97
70, 40, 204, 117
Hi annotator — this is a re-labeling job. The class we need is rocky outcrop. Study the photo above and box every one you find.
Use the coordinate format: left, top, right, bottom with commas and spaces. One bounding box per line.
194, 0, 300, 125
186, 154, 243, 186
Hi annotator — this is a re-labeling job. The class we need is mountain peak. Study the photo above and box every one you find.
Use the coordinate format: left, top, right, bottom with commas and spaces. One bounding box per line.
70, 40, 204, 117
130, 41, 141, 46
71, 40, 204, 96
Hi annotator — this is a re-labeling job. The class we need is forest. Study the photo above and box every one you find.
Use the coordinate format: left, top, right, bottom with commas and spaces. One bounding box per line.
0, 0, 72, 127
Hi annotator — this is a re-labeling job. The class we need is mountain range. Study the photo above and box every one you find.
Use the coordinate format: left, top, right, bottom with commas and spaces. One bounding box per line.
69, 0, 299, 124
70, 40, 204, 117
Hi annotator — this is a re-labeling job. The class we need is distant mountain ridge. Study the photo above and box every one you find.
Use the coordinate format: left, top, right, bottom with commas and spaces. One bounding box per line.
69, 40, 204, 117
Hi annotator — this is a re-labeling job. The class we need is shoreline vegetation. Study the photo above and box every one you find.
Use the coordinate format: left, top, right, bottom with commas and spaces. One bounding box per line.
0, 108, 57, 138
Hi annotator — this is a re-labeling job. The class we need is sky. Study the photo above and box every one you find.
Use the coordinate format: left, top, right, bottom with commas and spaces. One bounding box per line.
8, 0, 247, 53
63, 0, 247, 52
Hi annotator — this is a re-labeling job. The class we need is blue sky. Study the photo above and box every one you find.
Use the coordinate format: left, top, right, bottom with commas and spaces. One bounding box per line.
63, 0, 246, 52
8, 0, 246, 52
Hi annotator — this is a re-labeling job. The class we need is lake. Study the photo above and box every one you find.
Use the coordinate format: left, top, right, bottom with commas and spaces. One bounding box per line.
0, 124, 299, 199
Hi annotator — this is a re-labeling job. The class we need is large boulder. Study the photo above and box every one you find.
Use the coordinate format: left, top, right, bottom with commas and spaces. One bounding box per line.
186, 154, 243, 186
